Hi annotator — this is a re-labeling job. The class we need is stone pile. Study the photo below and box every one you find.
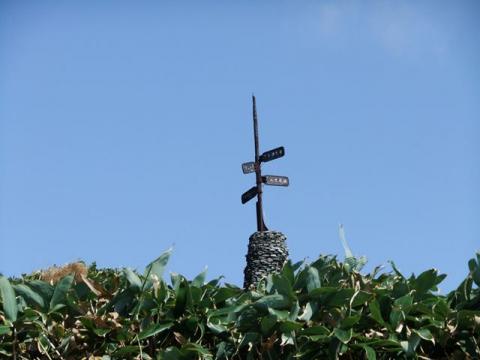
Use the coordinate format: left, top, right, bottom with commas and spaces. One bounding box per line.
243, 231, 289, 289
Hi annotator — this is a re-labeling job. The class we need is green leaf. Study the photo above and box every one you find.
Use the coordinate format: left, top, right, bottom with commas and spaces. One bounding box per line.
394, 294, 413, 308
293, 266, 309, 291
413, 269, 445, 295
369, 300, 385, 325
433, 298, 450, 318
207, 318, 228, 334
213, 287, 240, 304
123, 268, 142, 290
160, 347, 182, 360
454, 276, 473, 305
49, 303, 66, 313
254, 294, 290, 310
309, 287, 357, 307
340, 315, 361, 329
299, 325, 330, 336
260, 314, 277, 335
170, 272, 182, 292
0, 276, 18, 322
469, 254, 480, 286
361, 345, 376, 360
389, 309, 404, 329
350, 290, 372, 307
389, 261, 405, 279
236, 306, 260, 331
13, 284, 45, 309
456, 310, 480, 330
0, 325, 12, 336
110, 289, 136, 315
113, 345, 141, 356
144, 247, 172, 280
281, 260, 295, 285
215, 342, 229, 359
325, 288, 356, 307
289, 300, 300, 321
238, 332, 260, 349
49, 275, 74, 311
93, 328, 110, 337
308, 286, 337, 297
27, 280, 53, 303
173, 279, 191, 317
181, 343, 212, 357
272, 273, 295, 299
401, 334, 421, 355
328, 337, 342, 359
413, 328, 434, 343
305, 265, 321, 293
156, 280, 169, 303
191, 267, 207, 287
268, 308, 290, 320
344, 256, 367, 272
334, 328, 353, 344
278, 320, 303, 333
366, 339, 402, 350
138, 321, 173, 340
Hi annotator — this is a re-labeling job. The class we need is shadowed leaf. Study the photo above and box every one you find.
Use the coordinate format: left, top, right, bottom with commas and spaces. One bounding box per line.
49, 275, 74, 311
0, 276, 17, 322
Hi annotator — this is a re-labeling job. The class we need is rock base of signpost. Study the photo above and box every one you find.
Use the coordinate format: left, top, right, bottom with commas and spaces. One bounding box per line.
243, 231, 289, 289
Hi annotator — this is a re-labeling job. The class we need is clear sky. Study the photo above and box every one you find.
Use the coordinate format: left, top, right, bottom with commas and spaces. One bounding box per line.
1, 0, 478, 291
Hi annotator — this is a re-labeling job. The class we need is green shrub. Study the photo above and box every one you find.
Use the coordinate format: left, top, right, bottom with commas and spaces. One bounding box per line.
1, 249, 479, 359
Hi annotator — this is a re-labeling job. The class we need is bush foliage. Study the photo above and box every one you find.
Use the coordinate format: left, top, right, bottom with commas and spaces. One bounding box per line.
1, 249, 479, 359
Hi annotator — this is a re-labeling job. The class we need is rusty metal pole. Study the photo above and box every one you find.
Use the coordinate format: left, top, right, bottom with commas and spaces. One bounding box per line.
252, 95, 265, 232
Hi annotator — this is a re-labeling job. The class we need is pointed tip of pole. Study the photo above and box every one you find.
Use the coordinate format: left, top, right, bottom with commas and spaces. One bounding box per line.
252, 93, 256, 100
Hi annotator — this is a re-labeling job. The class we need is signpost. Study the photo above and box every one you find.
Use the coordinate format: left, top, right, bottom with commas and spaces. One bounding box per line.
241, 95, 289, 232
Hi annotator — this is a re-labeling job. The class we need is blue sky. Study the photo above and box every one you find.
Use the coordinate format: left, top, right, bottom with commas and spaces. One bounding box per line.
1, 0, 478, 291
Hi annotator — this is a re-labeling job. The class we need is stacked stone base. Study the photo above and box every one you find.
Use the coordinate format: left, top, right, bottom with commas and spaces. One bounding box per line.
243, 231, 289, 289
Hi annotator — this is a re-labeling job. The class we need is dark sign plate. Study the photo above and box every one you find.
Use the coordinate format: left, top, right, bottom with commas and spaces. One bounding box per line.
260, 146, 285, 162
241, 186, 258, 204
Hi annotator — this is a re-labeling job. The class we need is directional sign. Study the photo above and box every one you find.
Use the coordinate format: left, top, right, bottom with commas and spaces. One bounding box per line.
242, 161, 256, 174
263, 175, 289, 186
241, 186, 258, 204
260, 146, 285, 163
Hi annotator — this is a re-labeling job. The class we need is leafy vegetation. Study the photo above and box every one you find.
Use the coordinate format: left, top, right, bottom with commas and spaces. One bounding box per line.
1, 249, 479, 359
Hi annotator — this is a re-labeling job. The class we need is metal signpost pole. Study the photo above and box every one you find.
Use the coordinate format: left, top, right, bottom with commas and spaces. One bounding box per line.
252, 95, 265, 232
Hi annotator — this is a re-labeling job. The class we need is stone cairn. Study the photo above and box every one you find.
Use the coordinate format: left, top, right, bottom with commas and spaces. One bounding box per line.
243, 231, 289, 289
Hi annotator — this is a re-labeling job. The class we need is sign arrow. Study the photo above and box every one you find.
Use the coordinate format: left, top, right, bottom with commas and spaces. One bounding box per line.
241, 186, 258, 204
